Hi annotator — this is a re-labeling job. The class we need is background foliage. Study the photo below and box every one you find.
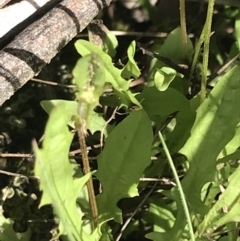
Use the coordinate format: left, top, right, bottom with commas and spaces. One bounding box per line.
0, 0, 240, 240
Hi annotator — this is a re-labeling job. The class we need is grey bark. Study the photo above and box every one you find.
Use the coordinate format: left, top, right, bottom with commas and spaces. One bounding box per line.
0, 0, 52, 37
0, 0, 112, 106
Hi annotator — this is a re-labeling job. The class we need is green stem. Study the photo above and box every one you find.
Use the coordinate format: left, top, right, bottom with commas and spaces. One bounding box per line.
201, 0, 215, 103
179, 0, 187, 60
158, 131, 195, 241
189, 25, 206, 84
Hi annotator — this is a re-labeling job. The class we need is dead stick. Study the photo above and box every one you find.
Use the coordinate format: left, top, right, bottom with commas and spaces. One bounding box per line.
0, 0, 112, 106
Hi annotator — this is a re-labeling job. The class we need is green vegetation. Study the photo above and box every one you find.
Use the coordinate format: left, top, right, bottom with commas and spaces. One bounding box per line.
1, 1, 240, 240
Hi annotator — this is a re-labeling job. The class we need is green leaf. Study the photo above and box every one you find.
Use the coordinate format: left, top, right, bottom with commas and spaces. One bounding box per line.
234, 12, 240, 50
155, 27, 193, 62
73, 53, 105, 96
41, 100, 77, 128
96, 110, 153, 224
154, 67, 177, 91
166, 106, 196, 153
0, 214, 31, 241
138, 86, 195, 152
180, 64, 240, 214
74, 40, 129, 92
218, 150, 240, 165
73, 53, 106, 130
88, 20, 118, 57
145, 198, 176, 233
148, 27, 193, 81
122, 41, 141, 79
89, 112, 106, 134
138, 86, 189, 117
198, 165, 240, 237
147, 64, 240, 241
201, 182, 221, 207
41, 100, 106, 134
219, 124, 240, 158
34, 104, 95, 241
74, 40, 141, 108
102, 28, 118, 57
113, 89, 142, 108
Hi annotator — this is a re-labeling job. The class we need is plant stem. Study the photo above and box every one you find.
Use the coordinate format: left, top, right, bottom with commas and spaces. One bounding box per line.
76, 121, 98, 229
189, 25, 206, 85
201, 0, 215, 103
158, 131, 195, 241
179, 0, 187, 60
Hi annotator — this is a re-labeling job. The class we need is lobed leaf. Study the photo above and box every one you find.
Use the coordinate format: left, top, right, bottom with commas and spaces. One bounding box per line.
74, 40, 141, 108
74, 40, 129, 92
41, 99, 106, 134
102, 26, 118, 57
73, 53, 105, 95
73, 53, 106, 130
41, 99, 77, 128
34, 104, 96, 241
102, 28, 118, 57
121, 41, 141, 79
